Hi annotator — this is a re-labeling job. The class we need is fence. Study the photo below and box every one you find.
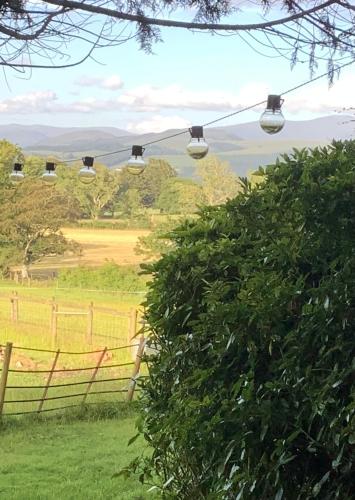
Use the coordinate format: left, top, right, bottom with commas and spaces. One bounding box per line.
0, 338, 147, 417
0, 291, 141, 349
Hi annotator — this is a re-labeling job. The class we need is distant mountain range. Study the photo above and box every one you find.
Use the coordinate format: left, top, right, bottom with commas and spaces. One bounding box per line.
0, 115, 353, 177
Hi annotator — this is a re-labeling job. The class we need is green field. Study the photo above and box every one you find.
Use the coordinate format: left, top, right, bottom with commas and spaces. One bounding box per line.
0, 282, 153, 499
0, 411, 153, 499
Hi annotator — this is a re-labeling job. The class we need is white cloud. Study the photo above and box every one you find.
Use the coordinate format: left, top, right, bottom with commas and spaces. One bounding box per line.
74, 74, 124, 90
284, 73, 355, 114
117, 84, 264, 112
0, 73, 353, 120
117, 76, 355, 116
101, 75, 124, 90
0, 91, 57, 113
127, 115, 191, 134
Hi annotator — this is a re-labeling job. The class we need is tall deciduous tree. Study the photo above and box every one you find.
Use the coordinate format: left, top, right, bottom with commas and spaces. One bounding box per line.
156, 178, 205, 214
115, 188, 142, 217
0, 140, 24, 189
57, 162, 121, 219
0, 1, 353, 76
196, 155, 241, 205
118, 158, 177, 208
0, 180, 80, 274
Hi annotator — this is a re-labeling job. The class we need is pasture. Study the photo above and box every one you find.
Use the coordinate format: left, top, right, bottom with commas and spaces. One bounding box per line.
0, 284, 145, 350
0, 285, 147, 417
0, 410, 154, 499
0, 283, 151, 498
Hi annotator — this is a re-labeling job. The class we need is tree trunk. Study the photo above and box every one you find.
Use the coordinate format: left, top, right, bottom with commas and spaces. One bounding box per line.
21, 264, 29, 279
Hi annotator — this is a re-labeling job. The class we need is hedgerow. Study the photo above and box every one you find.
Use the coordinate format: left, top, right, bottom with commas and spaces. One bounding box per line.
131, 141, 355, 499
58, 262, 146, 291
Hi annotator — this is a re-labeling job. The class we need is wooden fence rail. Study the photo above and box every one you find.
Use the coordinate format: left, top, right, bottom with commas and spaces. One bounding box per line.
0, 340, 146, 418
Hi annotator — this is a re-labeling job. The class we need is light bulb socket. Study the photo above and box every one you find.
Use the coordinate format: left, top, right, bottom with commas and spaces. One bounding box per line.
131, 145, 144, 157
266, 95, 284, 111
13, 163, 23, 172
189, 126, 204, 139
45, 162, 56, 172
82, 156, 94, 167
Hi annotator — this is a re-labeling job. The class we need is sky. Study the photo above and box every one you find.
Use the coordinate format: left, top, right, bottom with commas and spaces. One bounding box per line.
0, 3, 354, 133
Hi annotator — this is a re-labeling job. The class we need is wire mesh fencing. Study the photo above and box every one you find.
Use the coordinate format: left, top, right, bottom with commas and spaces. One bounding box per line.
0, 291, 141, 351
0, 339, 147, 417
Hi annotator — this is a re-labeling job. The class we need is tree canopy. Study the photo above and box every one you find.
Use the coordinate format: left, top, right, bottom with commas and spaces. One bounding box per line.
119, 158, 177, 208
156, 178, 205, 215
1, 1, 354, 75
196, 155, 241, 206
0, 179, 80, 273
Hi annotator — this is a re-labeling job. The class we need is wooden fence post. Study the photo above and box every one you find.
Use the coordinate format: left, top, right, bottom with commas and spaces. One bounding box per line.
87, 301, 94, 345
128, 308, 138, 345
127, 335, 145, 402
10, 291, 19, 323
82, 347, 107, 404
10, 292, 15, 322
0, 342, 13, 417
51, 298, 58, 349
14, 291, 19, 322
38, 349, 60, 413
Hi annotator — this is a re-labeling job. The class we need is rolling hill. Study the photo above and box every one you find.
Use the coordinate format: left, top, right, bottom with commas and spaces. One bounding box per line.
0, 115, 353, 177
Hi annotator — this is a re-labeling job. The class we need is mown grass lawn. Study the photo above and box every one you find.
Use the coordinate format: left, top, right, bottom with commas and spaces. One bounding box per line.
0, 416, 153, 500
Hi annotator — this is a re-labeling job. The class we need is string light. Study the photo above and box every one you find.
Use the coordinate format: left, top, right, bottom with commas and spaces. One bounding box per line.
57, 59, 353, 171
126, 146, 146, 175
186, 126, 209, 160
259, 95, 285, 134
79, 156, 96, 184
7, 59, 354, 183
10, 163, 25, 184
41, 162, 57, 184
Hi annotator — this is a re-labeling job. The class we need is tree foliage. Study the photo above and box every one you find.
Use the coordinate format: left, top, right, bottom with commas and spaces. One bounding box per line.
0, 180, 80, 271
131, 141, 355, 498
196, 155, 241, 206
57, 162, 121, 219
135, 217, 183, 260
0, 139, 23, 188
0, 1, 354, 75
156, 178, 205, 214
119, 158, 177, 209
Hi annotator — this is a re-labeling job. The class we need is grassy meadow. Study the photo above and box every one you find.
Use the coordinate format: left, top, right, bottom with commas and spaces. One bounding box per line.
0, 409, 154, 499
0, 228, 153, 497
0, 284, 148, 416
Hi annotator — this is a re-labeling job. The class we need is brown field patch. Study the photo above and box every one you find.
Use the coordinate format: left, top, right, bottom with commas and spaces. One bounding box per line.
34, 227, 150, 269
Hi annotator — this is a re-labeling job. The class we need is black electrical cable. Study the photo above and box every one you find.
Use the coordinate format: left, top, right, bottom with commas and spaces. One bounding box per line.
55, 58, 355, 165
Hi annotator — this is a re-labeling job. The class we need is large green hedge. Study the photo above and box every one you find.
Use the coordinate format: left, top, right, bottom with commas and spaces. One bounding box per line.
133, 142, 355, 499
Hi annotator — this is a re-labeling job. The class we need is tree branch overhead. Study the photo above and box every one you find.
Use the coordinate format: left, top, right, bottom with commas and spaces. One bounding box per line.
0, 1, 354, 74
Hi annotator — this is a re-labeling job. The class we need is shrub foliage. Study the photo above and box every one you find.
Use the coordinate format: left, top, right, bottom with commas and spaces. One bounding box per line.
135, 142, 355, 499
58, 262, 146, 291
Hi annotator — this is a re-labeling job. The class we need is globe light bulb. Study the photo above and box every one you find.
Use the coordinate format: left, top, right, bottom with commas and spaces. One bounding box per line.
10, 163, 25, 184
42, 162, 57, 184
79, 156, 96, 185
187, 126, 209, 159
127, 145, 146, 175
260, 95, 285, 134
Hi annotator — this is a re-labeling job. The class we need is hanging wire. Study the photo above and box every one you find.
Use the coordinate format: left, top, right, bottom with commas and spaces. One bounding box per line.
46, 57, 355, 165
